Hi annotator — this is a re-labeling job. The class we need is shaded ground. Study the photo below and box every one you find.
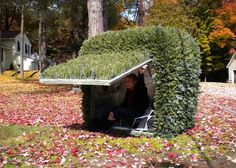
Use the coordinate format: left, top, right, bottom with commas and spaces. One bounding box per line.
0, 76, 235, 167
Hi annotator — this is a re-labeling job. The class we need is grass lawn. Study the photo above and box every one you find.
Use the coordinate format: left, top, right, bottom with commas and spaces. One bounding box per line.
0, 74, 235, 167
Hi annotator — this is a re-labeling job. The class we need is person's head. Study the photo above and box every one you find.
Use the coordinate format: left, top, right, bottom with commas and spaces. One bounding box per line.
123, 74, 138, 90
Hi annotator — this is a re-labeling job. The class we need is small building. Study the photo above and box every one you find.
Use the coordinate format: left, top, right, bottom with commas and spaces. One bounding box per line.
0, 31, 39, 71
227, 52, 236, 83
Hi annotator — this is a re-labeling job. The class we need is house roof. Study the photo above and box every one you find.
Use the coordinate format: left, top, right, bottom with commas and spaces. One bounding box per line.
227, 52, 236, 68
0, 44, 11, 49
1, 31, 20, 39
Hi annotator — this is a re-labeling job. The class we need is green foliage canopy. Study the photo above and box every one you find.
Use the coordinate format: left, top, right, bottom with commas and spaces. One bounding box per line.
145, 0, 197, 34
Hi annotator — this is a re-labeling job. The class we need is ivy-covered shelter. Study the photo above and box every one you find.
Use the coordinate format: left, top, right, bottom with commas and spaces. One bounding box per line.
40, 26, 201, 137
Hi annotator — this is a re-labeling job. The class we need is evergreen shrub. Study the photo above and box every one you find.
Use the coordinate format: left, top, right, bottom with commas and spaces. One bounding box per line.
42, 26, 201, 137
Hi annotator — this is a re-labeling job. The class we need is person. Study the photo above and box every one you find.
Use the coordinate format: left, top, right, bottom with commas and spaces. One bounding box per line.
108, 66, 150, 121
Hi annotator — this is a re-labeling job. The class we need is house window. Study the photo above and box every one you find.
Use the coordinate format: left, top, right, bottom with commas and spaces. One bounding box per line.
25, 44, 28, 54
234, 70, 236, 83
17, 41, 20, 52
0, 48, 3, 62
28, 45, 30, 55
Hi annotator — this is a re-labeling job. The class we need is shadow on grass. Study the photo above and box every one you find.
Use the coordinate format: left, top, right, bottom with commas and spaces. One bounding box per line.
188, 135, 236, 168
0, 125, 46, 146
8, 83, 74, 95
64, 123, 131, 138
190, 135, 214, 168
146, 161, 188, 168
63, 123, 84, 130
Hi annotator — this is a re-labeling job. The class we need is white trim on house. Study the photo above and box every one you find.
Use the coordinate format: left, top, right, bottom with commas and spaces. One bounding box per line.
227, 52, 236, 83
232, 69, 236, 84
1, 32, 38, 71
40, 59, 153, 86
227, 52, 236, 68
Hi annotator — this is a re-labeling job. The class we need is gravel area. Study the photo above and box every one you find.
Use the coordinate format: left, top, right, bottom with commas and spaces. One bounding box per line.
200, 82, 236, 100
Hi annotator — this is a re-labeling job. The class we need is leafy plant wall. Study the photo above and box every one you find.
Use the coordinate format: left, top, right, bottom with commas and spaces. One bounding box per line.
42, 26, 201, 137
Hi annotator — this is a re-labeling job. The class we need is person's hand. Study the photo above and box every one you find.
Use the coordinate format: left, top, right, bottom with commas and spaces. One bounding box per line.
108, 112, 116, 121
139, 65, 148, 74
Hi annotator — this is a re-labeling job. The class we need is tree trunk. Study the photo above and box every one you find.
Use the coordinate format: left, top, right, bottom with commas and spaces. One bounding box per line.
39, 10, 46, 72
0, 5, 3, 75
82, 1, 88, 40
84, 0, 104, 126
20, 5, 24, 79
145, 0, 154, 11
137, 0, 154, 26
70, 2, 80, 58
137, 0, 145, 26
103, 0, 108, 31
71, 28, 79, 58
87, 0, 104, 37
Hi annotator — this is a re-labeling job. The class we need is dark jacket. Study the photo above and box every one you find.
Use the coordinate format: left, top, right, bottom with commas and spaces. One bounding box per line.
120, 74, 150, 115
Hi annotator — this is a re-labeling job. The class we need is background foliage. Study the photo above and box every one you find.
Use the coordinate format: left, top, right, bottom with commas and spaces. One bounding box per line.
0, 0, 135, 63
145, 0, 236, 82
1, 0, 235, 81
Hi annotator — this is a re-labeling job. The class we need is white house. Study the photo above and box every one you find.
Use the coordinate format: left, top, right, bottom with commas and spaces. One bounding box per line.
0, 31, 39, 71
227, 52, 236, 83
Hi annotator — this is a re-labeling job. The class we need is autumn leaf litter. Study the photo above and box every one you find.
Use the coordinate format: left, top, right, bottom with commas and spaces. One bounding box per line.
0, 80, 236, 167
